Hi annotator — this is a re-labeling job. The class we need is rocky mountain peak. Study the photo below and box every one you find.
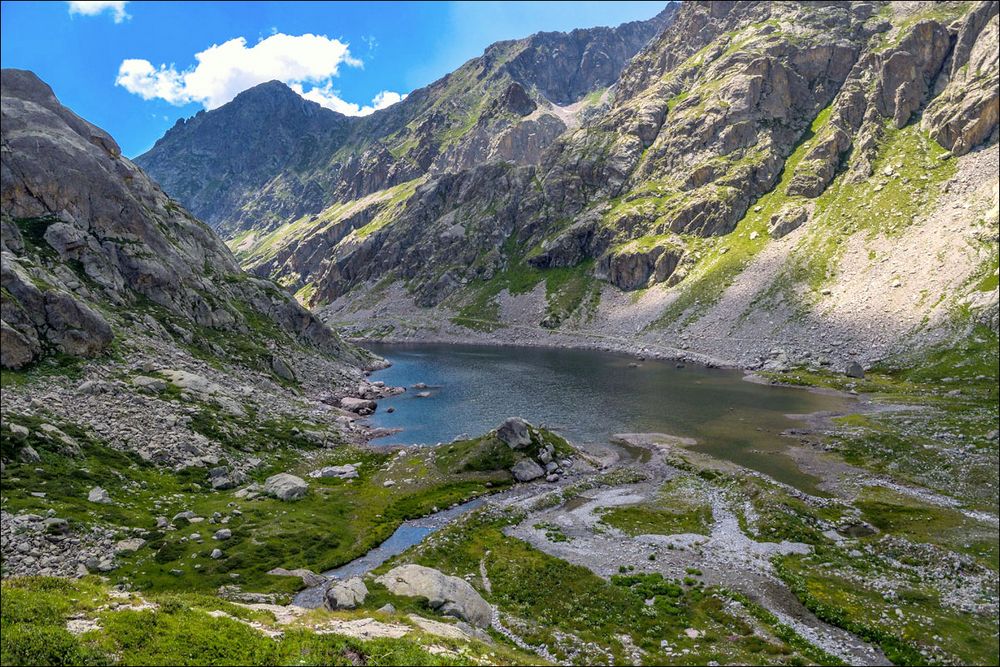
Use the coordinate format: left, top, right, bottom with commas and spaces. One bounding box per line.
1, 69, 360, 370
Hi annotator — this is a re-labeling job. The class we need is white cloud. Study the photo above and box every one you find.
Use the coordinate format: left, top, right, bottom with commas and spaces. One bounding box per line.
291, 83, 406, 116
115, 33, 384, 111
67, 1, 130, 23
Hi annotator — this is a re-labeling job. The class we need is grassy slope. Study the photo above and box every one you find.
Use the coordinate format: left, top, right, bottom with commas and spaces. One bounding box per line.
0, 577, 538, 666
0, 415, 574, 597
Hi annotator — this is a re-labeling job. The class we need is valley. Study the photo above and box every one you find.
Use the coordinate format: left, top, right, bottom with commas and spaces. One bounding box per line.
2, 1, 998, 665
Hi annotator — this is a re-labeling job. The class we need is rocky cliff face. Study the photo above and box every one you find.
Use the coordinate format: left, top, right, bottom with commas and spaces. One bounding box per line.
0, 69, 362, 372
137, 1, 997, 371
136, 6, 675, 237
312, 1, 997, 369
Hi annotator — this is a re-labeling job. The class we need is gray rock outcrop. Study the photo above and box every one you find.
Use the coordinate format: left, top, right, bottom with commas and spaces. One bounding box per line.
263, 473, 308, 501
376, 564, 492, 628
324, 577, 368, 610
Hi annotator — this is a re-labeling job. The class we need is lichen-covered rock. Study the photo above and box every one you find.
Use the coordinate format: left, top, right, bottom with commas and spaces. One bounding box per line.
263, 473, 308, 501
325, 577, 368, 610
376, 564, 492, 628
497, 417, 531, 449
768, 204, 810, 239
511, 458, 545, 482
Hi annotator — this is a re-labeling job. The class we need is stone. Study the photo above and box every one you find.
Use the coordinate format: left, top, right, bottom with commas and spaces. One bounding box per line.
511, 459, 545, 482
132, 375, 167, 392
268, 567, 327, 588
18, 445, 41, 463
270, 355, 297, 382
768, 204, 809, 238
213, 529, 232, 541
8, 423, 30, 441
87, 487, 112, 504
497, 417, 532, 449
263, 473, 308, 501
208, 466, 247, 490
43, 518, 69, 535
377, 603, 396, 614
114, 538, 146, 553
339, 397, 377, 415
376, 564, 492, 628
325, 577, 369, 610
308, 465, 358, 480
210, 548, 223, 559
845, 361, 865, 379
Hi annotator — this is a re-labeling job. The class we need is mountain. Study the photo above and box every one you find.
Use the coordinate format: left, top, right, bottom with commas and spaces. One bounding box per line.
135, 6, 676, 236
1, 68, 367, 377
137, 1, 998, 373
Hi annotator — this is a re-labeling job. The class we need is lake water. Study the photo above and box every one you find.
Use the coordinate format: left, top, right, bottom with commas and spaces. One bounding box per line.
363, 342, 851, 494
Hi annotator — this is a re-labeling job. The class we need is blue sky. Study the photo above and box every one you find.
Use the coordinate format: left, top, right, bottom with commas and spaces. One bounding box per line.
1, 1, 667, 157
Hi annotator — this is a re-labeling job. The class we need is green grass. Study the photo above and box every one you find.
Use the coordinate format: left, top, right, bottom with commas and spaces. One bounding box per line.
599, 504, 712, 537
404, 510, 841, 665
777, 551, 998, 666
1, 577, 532, 666
0, 414, 517, 597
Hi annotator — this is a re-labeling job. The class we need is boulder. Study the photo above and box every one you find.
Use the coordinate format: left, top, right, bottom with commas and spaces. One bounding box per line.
497, 417, 531, 449
208, 466, 247, 490
132, 375, 167, 392
114, 538, 146, 553
340, 397, 377, 415
87, 486, 112, 504
43, 518, 69, 535
376, 564, 492, 628
511, 459, 545, 482
270, 355, 297, 382
768, 204, 809, 238
213, 529, 232, 541
845, 361, 865, 379
325, 577, 368, 610
308, 464, 358, 480
263, 473, 308, 501
268, 567, 327, 588
18, 445, 41, 463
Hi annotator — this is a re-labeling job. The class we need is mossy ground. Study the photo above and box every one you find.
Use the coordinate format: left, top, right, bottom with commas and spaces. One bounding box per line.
0, 414, 534, 597
749, 324, 999, 666
599, 478, 714, 537
394, 509, 839, 665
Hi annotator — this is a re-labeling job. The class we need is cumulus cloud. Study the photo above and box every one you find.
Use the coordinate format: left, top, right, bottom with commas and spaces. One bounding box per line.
115, 32, 407, 113
291, 83, 407, 116
67, 1, 130, 23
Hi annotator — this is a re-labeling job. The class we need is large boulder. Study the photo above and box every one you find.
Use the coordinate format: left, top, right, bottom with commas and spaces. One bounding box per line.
87, 487, 112, 504
325, 577, 368, 610
263, 473, 308, 501
339, 397, 377, 415
376, 564, 492, 628
768, 204, 809, 239
497, 417, 531, 449
511, 459, 545, 482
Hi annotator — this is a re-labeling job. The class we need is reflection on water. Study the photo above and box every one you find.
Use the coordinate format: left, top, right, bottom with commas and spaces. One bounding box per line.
363, 342, 851, 494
